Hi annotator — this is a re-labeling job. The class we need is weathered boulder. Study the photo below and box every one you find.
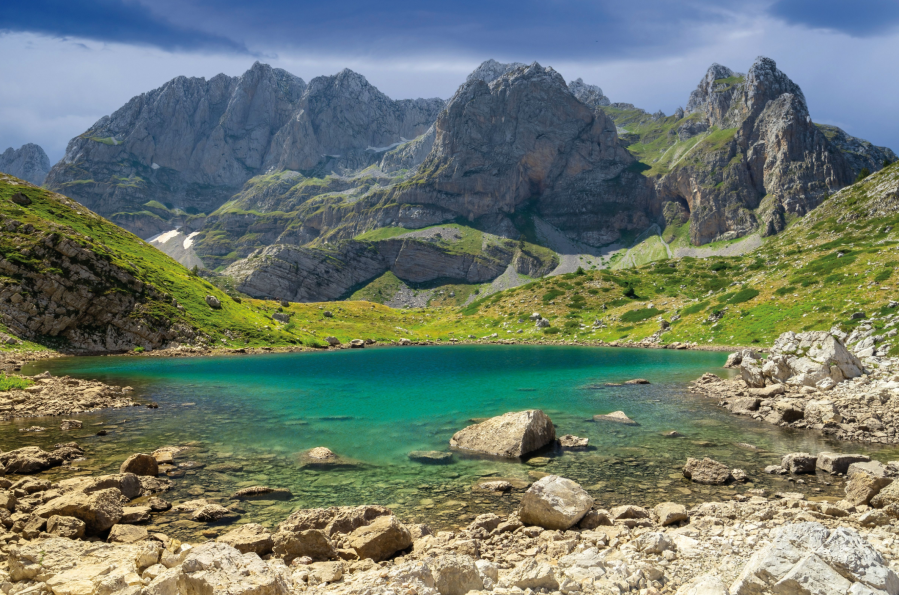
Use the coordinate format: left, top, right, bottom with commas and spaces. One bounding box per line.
636, 532, 675, 554
817, 452, 870, 475
558, 434, 589, 449
730, 522, 899, 595
0, 447, 58, 474
300, 446, 349, 467
430, 555, 485, 595
683, 457, 731, 485
178, 542, 290, 594
46, 515, 86, 538
593, 410, 639, 425
231, 485, 292, 500
871, 480, 899, 509
205, 295, 222, 309
845, 462, 895, 505
518, 475, 593, 530
577, 509, 612, 529
449, 410, 555, 458
272, 529, 336, 562
804, 400, 843, 425
191, 503, 231, 522
56, 473, 143, 500
654, 502, 689, 526
278, 505, 393, 536
119, 453, 159, 477
500, 557, 559, 590
121, 505, 151, 523
59, 419, 82, 431
34, 487, 123, 534
347, 514, 412, 561
782, 452, 818, 474
217, 523, 274, 555
676, 574, 729, 595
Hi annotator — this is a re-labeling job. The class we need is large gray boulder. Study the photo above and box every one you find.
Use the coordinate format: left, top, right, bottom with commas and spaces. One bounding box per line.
450, 410, 556, 458
518, 475, 593, 530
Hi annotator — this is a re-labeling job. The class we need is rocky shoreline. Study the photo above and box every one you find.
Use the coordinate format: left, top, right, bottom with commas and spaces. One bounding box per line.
692, 330, 899, 445
0, 371, 137, 424
0, 447, 899, 595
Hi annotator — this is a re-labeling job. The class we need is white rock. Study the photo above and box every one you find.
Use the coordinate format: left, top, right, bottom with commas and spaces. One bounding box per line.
676, 573, 729, 595
518, 475, 593, 530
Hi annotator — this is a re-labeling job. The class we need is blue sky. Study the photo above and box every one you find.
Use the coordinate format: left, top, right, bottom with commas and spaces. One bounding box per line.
1, 0, 898, 162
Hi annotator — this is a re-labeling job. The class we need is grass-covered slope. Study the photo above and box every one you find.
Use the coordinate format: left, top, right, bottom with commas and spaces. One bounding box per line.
0, 174, 319, 352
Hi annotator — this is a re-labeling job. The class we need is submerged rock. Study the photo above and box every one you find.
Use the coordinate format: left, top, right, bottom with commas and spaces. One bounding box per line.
449, 410, 556, 458
593, 411, 639, 425
558, 435, 589, 449
408, 450, 454, 464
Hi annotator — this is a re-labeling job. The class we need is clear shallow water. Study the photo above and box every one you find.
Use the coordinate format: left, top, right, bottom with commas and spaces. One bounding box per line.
15, 346, 898, 539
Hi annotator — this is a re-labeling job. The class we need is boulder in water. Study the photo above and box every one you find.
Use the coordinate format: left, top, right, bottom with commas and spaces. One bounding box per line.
593, 411, 639, 425
683, 457, 731, 485
449, 410, 555, 458
408, 450, 454, 464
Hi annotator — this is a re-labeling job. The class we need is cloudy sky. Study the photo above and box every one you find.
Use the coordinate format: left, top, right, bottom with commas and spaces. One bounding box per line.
1, 0, 898, 163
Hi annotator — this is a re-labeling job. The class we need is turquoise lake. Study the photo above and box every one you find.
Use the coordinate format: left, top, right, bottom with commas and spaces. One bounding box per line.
15, 345, 894, 538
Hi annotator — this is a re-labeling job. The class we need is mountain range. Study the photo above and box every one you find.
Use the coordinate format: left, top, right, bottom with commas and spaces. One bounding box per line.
0, 144, 50, 186
37, 57, 898, 304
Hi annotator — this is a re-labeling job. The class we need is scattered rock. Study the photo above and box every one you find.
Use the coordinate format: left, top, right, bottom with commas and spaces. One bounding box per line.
558, 434, 589, 449
782, 452, 818, 474
119, 453, 159, 477
46, 515, 85, 538
204, 295, 222, 309
108, 523, 148, 543
817, 452, 870, 475
347, 514, 412, 561
191, 504, 231, 522
273, 529, 336, 563
683, 457, 732, 485
518, 475, 593, 530
654, 502, 688, 526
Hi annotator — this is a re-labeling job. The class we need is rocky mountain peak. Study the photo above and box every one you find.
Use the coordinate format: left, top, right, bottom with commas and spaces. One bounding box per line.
568, 78, 611, 108
685, 63, 743, 116
466, 59, 527, 84
744, 56, 805, 116
0, 144, 51, 186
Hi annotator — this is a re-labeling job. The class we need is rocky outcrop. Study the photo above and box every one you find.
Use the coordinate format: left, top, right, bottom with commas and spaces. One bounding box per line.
0, 175, 209, 351
45, 62, 443, 237
0, 144, 51, 186
659, 56, 858, 245
740, 331, 863, 389
393, 62, 656, 248
568, 78, 611, 108
449, 410, 556, 458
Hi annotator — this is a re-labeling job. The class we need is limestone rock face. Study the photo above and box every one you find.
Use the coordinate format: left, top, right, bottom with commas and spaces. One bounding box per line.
568, 78, 611, 108
518, 475, 594, 530
45, 62, 443, 237
449, 410, 556, 458
663, 56, 857, 245
0, 144, 50, 185
394, 62, 655, 248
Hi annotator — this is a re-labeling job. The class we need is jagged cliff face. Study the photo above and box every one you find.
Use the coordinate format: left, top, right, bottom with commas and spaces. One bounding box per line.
392, 63, 655, 246
656, 57, 857, 244
568, 78, 611, 108
0, 144, 50, 186
44, 63, 443, 237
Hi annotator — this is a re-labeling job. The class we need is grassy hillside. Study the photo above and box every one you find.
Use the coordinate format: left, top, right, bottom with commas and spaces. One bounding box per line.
2, 161, 897, 355
0, 175, 319, 352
